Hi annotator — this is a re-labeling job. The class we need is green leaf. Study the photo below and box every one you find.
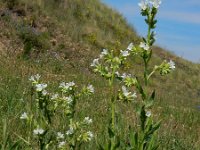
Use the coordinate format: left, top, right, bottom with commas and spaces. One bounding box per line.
140, 106, 147, 131
113, 136, 121, 150
135, 78, 146, 100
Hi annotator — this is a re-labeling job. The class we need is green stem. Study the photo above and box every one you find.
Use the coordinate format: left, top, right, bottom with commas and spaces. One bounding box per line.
109, 67, 116, 149
144, 16, 152, 86
144, 59, 148, 86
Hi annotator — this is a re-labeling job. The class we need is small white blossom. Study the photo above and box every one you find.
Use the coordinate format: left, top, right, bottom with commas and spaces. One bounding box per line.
87, 131, 94, 141
51, 94, 59, 100
57, 132, 64, 139
66, 127, 74, 135
29, 74, 40, 83
115, 71, 120, 77
121, 73, 131, 79
20, 112, 28, 120
122, 86, 130, 97
146, 111, 151, 117
63, 96, 73, 104
84, 117, 93, 124
59, 82, 75, 91
131, 92, 137, 99
168, 60, 175, 70
122, 86, 137, 99
120, 50, 129, 57
139, 42, 149, 51
100, 49, 108, 58
138, 0, 148, 10
150, 0, 162, 8
91, 58, 99, 67
33, 128, 44, 135
35, 83, 47, 92
87, 84, 94, 93
127, 43, 134, 51
42, 90, 48, 96
58, 141, 66, 148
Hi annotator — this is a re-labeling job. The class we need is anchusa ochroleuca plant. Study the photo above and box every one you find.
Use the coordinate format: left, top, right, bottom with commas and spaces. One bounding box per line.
20, 74, 94, 149
91, 0, 175, 149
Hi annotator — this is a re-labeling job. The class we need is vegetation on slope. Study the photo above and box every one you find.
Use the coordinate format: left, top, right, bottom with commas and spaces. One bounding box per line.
0, 0, 200, 149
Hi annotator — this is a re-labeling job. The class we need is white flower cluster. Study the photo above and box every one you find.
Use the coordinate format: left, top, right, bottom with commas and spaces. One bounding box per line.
59, 81, 75, 91
29, 74, 48, 95
138, 0, 162, 10
35, 83, 47, 92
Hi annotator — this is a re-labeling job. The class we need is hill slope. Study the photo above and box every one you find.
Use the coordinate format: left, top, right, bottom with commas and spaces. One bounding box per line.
0, 0, 200, 149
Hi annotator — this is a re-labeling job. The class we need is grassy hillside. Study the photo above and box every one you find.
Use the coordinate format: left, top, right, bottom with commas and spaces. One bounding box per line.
0, 0, 200, 149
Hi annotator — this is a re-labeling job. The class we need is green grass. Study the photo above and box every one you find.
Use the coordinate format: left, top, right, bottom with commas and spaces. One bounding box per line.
0, 0, 200, 149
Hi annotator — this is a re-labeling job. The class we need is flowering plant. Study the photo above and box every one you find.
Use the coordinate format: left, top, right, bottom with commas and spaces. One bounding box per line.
91, 0, 175, 149
20, 74, 94, 149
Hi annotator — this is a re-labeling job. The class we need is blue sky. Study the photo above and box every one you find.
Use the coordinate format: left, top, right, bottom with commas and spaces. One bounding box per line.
101, 0, 200, 62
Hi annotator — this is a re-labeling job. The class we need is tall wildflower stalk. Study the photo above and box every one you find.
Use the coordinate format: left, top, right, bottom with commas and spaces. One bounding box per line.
91, 0, 175, 149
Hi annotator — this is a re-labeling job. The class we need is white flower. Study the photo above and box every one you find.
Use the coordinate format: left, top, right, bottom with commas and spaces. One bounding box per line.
121, 73, 127, 79
63, 96, 73, 104
35, 83, 47, 92
51, 94, 59, 100
122, 86, 130, 97
140, 42, 150, 51
20, 112, 28, 120
150, 0, 162, 8
57, 132, 64, 139
115, 71, 120, 77
29, 74, 41, 83
68, 81, 75, 87
146, 111, 151, 117
42, 90, 48, 96
29, 76, 35, 82
120, 50, 129, 57
122, 86, 137, 99
121, 73, 131, 79
84, 117, 93, 124
127, 43, 134, 51
33, 128, 44, 135
100, 49, 108, 58
87, 84, 94, 93
58, 141, 66, 148
131, 92, 137, 99
91, 58, 99, 67
59, 82, 75, 91
168, 60, 175, 70
87, 131, 94, 141
138, 0, 148, 10
66, 127, 74, 135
